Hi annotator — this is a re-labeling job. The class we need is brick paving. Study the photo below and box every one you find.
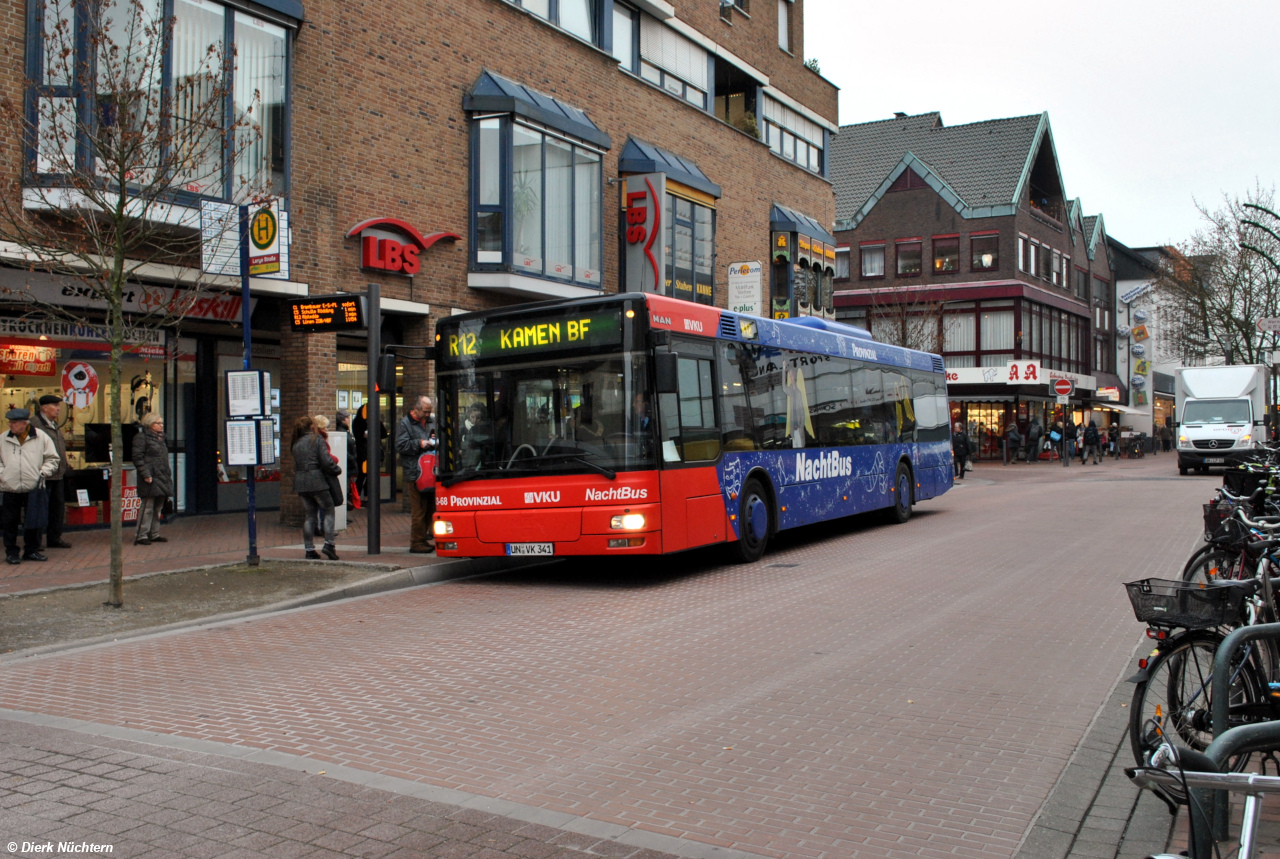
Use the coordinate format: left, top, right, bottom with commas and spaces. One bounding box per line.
0, 504, 416, 595
0, 454, 1220, 856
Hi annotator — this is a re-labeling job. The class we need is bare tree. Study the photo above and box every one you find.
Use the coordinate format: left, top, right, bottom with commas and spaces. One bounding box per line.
865, 288, 947, 354
1155, 185, 1280, 366
0, 0, 267, 605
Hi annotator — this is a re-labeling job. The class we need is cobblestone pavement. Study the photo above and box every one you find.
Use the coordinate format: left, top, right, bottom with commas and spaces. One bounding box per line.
0, 455, 1214, 857
0, 505, 415, 595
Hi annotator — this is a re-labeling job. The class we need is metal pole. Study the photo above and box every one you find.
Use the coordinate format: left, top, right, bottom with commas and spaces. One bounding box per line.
366, 282, 381, 556
239, 205, 259, 565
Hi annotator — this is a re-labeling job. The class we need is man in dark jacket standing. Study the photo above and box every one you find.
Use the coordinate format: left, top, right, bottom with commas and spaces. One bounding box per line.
132, 412, 174, 545
395, 396, 437, 553
32, 394, 71, 548
951, 422, 972, 480
1024, 418, 1043, 464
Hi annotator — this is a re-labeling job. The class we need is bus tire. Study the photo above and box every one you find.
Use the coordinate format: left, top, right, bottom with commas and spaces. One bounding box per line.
729, 478, 771, 563
888, 462, 913, 524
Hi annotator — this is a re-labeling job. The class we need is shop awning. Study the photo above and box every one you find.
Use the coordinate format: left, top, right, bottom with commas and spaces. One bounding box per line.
769, 203, 836, 245
464, 70, 612, 150
619, 138, 721, 198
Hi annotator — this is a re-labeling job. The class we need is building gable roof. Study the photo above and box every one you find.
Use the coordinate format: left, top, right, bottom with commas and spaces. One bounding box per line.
830, 111, 1049, 231
619, 138, 721, 198
464, 70, 611, 150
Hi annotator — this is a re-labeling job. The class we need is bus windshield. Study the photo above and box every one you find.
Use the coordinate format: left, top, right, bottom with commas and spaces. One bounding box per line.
438, 352, 654, 483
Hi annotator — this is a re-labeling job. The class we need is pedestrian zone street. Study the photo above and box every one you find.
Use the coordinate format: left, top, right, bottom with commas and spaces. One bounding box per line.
1, 455, 1208, 857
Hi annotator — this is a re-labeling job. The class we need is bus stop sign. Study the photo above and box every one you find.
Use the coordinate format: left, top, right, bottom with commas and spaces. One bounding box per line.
1052, 378, 1074, 397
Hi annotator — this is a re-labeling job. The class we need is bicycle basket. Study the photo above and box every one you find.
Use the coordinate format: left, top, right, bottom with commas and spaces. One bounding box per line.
1203, 501, 1235, 542
1125, 578, 1255, 629
1224, 467, 1272, 498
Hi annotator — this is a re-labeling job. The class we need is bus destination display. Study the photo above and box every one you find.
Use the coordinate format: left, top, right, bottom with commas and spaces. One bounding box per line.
289, 295, 366, 332
442, 309, 623, 363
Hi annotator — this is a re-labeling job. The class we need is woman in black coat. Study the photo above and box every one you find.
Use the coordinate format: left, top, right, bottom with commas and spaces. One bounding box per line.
132, 412, 174, 545
951, 422, 972, 480
292, 415, 341, 560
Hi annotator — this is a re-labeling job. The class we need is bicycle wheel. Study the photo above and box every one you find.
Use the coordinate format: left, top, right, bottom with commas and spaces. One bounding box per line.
1182, 545, 1238, 584
1129, 631, 1266, 776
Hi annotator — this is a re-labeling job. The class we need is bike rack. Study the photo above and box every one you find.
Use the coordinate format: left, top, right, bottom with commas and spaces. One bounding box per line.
1201, 621, 1280, 852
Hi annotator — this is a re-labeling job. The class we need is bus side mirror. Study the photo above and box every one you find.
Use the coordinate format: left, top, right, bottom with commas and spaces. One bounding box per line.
655, 352, 679, 394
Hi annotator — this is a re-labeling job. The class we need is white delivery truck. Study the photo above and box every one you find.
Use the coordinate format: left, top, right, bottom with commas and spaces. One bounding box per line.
1174, 364, 1271, 475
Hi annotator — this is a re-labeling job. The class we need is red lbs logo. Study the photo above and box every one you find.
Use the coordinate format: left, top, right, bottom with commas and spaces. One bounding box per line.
346, 218, 460, 276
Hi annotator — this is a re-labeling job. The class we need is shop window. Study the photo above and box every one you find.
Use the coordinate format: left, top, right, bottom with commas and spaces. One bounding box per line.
470, 116, 604, 286
971, 234, 998, 271
661, 192, 715, 305
28, 0, 290, 202
933, 237, 959, 273
895, 241, 922, 276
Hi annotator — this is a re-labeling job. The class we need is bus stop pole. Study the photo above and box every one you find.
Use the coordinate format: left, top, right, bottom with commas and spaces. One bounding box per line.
239, 205, 259, 565
366, 282, 381, 556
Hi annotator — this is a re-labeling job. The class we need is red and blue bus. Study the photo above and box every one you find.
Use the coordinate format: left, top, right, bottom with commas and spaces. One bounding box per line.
431, 293, 952, 562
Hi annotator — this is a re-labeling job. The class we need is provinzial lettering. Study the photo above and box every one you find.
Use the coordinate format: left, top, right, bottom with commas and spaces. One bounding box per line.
437, 495, 502, 507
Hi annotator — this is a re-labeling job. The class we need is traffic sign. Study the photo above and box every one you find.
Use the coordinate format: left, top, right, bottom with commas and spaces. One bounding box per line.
1257, 318, 1280, 333
1052, 378, 1074, 396
1056, 395, 1070, 405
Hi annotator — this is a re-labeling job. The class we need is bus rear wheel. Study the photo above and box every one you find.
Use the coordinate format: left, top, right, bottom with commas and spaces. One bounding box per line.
888, 462, 913, 524
729, 478, 771, 563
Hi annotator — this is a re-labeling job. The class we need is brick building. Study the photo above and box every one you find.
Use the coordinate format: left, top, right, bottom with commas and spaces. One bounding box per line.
0, 0, 838, 520
827, 111, 1126, 460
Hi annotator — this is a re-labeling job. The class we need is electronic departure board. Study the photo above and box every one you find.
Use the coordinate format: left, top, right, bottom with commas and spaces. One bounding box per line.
439, 308, 624, 364
289, 295, 367, 332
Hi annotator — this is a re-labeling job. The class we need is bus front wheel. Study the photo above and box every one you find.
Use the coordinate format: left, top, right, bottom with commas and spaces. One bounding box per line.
888, 463, 913, 524
729, 478, 771, 563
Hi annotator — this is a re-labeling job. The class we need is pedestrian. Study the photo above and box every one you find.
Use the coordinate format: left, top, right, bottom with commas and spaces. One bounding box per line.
131, 412, 174, 546
1063, 416, 1077, 465
1160, 423, 1173, 453
290, 415, 340, 560
1025, 418, 1044, 464
1082, 420, 1102, 464
32, 394, 71, 549
396, 395, 438, 553
352, 401, 388, 502
1004, 422, 1021, 466
1108, 424, 1120, 459
951, 422, 972, 480
0, 408, 59, 564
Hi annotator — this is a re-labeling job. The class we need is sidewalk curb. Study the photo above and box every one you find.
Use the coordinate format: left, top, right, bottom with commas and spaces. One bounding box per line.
0, 555, 551, 662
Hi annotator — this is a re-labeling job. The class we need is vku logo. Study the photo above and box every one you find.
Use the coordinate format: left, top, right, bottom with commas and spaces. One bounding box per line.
524, 491, 561, 504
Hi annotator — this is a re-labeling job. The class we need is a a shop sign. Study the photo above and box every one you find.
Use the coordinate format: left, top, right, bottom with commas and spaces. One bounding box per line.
346, 217, 461, 278
1006, 360, 1041, 384
727, 261, 763, 316
1097, 386, 1121, 401
622, 174, 667, 294
0, 344, 55, 376
1120, 283, 1151, 304
944, 363, 1097, 390
1132, 324, 1150, 341
4, 277, 254, 323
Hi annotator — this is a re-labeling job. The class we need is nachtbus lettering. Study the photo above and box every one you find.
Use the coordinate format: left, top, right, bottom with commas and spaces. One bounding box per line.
794, 450, 853, 481
584, 486, 649, 501
524, 491, 560, 503
438, 495, 502, 507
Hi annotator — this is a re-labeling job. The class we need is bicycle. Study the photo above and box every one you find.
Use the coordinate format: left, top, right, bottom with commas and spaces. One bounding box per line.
1129, 742, 1280, 859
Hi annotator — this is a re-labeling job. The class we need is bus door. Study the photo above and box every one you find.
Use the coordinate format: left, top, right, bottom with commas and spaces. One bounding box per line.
655, 340, 725, 550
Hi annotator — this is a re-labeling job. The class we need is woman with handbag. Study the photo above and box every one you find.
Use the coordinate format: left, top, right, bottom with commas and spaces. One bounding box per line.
291, 415, 341, 560
132, 412, 174, 546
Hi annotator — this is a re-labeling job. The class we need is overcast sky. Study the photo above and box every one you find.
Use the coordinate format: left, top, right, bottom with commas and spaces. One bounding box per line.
804, 0, 1279, 248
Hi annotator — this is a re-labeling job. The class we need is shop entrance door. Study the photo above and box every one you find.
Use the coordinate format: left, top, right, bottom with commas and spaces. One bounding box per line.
964, 403, 1013, 460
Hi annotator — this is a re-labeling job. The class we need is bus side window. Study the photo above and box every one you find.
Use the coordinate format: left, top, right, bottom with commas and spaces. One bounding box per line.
717, 343, 760, 451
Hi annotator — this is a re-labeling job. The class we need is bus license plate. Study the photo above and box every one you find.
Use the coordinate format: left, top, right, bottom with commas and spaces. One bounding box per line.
1205, 457, 1225, 464
506, 543, 554, 556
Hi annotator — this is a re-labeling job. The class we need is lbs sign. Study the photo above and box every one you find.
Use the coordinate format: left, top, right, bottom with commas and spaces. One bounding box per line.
346, 218, 459, 276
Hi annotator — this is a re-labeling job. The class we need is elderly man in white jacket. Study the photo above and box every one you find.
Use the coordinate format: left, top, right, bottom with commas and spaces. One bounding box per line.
0, 407, 60, 564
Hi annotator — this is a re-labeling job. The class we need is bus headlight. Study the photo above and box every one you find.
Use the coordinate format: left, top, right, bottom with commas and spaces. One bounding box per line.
610, 513, 646, 530
433, 520, 454, 536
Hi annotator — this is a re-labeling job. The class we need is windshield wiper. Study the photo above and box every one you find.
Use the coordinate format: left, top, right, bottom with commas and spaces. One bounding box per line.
568, 456, 616, 480
521, 451, 618, 480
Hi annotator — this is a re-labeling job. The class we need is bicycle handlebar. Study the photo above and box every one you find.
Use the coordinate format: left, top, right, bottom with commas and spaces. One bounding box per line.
1221, 487, 1266, 503
1237, 509, 1280, 531
1129, 766, 1280, 794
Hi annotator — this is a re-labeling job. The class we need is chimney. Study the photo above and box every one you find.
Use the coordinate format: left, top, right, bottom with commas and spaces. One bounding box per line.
893, 112, 907, 119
